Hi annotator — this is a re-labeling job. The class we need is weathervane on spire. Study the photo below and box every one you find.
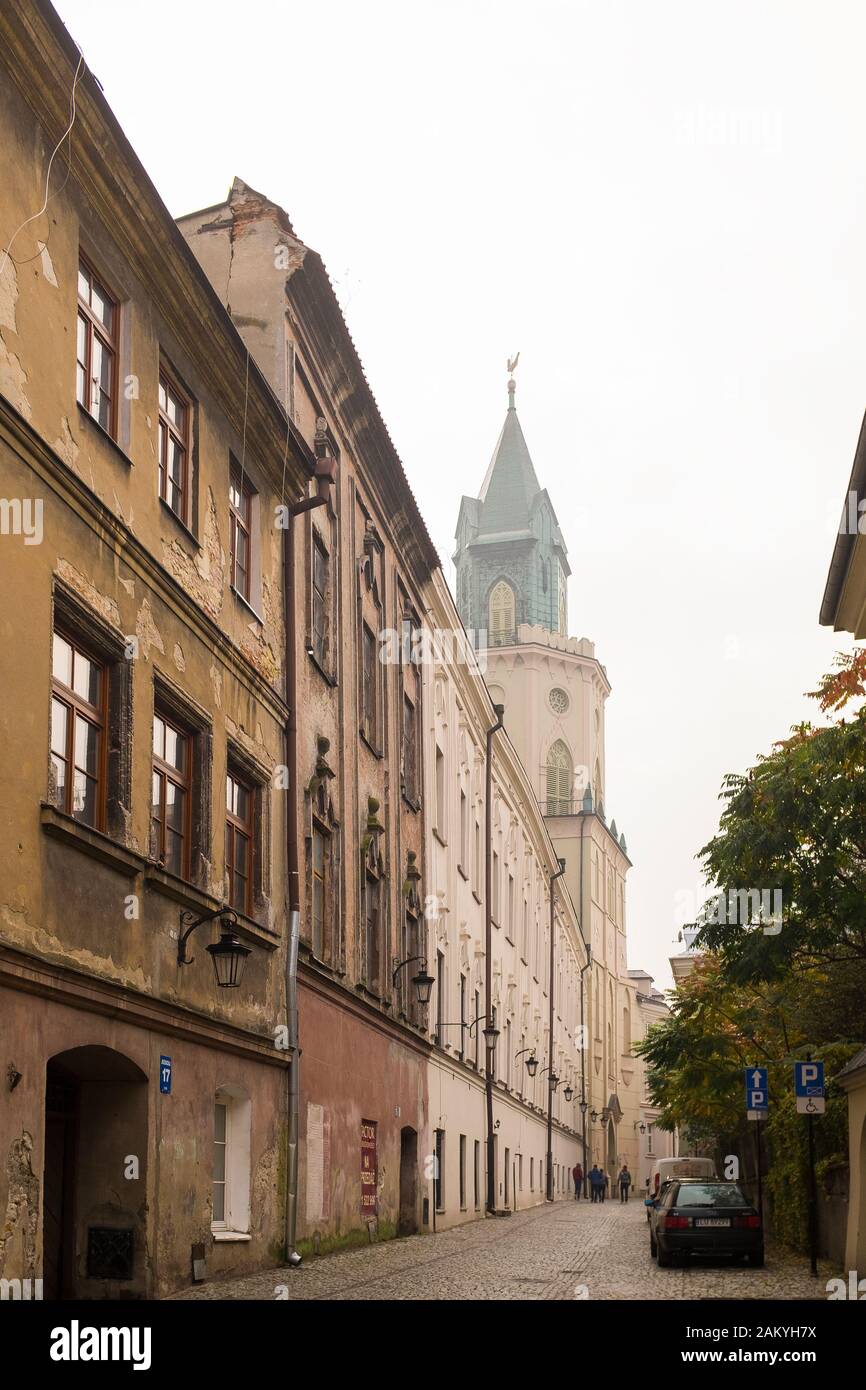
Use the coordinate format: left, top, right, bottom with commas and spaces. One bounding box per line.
507, 352, 519, 407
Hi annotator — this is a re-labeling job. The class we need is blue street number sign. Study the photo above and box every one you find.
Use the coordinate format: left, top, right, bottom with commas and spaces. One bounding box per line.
744, 1066, 768, 1112
160, 1055, 172, 1095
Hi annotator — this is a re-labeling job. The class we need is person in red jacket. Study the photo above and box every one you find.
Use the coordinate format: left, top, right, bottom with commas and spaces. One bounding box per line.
572, 1162, 583, 1199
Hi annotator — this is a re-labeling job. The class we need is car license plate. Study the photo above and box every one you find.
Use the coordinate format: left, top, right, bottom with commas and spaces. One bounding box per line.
695, 1218, 730, 1227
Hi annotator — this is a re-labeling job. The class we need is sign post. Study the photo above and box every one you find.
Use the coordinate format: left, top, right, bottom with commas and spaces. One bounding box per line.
744, 1067, 768, 1222
795, 1058, 825, 1277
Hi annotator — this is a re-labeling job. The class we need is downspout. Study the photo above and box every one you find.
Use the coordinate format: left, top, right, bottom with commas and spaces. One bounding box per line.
284, 424, 337, 1267
578, 811, 590, 1197
546, 858, 566, 1200
484, 703, 505, 1214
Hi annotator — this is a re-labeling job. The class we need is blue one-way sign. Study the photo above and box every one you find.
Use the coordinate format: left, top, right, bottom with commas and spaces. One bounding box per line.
744, 1066, 768, 1117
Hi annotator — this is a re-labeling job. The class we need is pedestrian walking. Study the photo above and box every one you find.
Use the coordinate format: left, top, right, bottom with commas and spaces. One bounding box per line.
599, 1168, 608, 1203
588, 1164, 603, 1203
572, 1162, 583, 1199
618, 1164, 632, 1203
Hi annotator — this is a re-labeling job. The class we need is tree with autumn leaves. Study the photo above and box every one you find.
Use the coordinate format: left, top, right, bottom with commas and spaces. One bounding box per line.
636, 650, 866, 1248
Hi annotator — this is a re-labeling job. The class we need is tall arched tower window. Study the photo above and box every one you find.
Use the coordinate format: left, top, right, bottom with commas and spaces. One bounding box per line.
546, 739, 573, 814
488, 580, 516, 645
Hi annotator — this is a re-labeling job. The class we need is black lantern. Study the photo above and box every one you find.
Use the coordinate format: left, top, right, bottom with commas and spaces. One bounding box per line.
483, 1022, 500, 1049
564, 1084, 574, 1102
549, 1073, 560, 1091
579, 1100, 588, 1115
178, 908, 251, 990
392, 954, 435, 1006
412, 965, 435, 1006
526, 1053, 539, 1077
206, 927, 251, 988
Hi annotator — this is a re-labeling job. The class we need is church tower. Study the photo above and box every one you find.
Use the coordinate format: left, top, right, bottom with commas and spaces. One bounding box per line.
454, 371, 570, 642
453, 364, 640, 1175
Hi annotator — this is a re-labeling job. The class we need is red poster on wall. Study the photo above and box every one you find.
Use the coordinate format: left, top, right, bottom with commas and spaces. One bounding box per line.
360, 1119, 378, 1218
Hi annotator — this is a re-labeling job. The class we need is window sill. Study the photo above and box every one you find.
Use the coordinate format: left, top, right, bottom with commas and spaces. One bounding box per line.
359, 730, 383, 760
472, 890, 482, 905
401, 791, 421, 814
160, 496, 199, 549
233, 907, 281, 949
144, 864, 221, 915
432, 828, 447, 848
212, 1230, 251, 1243
75, 402, 133, 469
457, 864, 469, 881
306, 647, 338, 687
40, 803, 144, 878
232, 586, 264, 625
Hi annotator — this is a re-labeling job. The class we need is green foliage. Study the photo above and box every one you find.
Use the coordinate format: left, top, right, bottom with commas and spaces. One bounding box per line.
695, 654, 866, 983
764, 1043, 857, 1252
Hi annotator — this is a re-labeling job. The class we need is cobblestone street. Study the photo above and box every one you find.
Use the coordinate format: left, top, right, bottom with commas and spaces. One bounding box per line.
168, 1197, 837, 1301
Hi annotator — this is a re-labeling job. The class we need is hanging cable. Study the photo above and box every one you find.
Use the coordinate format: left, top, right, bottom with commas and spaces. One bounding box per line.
0, 50, 85, 278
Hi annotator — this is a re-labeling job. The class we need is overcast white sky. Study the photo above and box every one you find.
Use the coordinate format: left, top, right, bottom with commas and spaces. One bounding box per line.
57, 0, 866, 989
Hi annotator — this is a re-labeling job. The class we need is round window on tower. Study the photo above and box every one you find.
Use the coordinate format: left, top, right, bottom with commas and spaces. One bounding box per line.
549, 687, 569, 715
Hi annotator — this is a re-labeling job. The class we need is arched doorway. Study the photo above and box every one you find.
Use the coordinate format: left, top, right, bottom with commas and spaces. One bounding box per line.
43, 1046, 148, 1300
398, 1127, 418, 1235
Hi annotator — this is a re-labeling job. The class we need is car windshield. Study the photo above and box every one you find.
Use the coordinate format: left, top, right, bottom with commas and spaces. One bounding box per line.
673, 1183, 749, 1207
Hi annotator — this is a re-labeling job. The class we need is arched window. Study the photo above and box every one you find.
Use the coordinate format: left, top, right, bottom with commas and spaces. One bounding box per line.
546, 739, 572, 814
488, 580, 516, 645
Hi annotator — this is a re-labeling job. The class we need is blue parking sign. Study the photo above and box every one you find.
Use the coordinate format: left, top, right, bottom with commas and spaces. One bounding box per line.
794, 1061, 823, 1097
160, 1055, 172, 1094
744, 1066, 768, 1111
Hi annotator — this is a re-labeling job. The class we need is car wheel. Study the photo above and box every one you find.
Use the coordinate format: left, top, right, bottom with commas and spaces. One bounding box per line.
657, 1244, 674, 1268
650, 1233, 657, 1256
751, 1247, 765, 1268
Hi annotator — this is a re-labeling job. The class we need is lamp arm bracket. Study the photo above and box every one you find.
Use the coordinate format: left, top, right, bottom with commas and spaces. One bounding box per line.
178, 907, 238, 967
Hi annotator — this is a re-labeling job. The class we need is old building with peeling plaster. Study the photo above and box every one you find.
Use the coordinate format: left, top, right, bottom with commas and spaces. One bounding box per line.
0, 0, 316, 1297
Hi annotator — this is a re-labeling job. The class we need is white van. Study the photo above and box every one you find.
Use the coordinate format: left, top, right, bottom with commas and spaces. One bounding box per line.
646, 1156, 717, 1212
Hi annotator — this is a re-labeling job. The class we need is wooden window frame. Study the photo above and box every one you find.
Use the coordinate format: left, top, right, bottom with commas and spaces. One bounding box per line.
151, 708, 193, 881
311, 529, 329, 671
311, 821, 327, 959
225, 765, 254, 917
402, 691, 419, 805
158, 361, 192, 527
213, 1098, 229, 1229
50, 628, 108, 831
361, 621, 379, 749
76, 253, 119, 439
229, 464, 254, 602
364, 870, 381, 994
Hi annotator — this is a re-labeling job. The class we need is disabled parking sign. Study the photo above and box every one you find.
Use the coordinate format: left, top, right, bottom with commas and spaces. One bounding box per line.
794, 1060, 824, 1115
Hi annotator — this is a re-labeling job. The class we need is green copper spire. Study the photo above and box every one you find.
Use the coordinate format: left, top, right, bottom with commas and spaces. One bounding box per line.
453, 359, 571, 640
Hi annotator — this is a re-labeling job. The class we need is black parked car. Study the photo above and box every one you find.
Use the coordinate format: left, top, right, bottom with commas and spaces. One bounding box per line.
651, 1181, 763, 1268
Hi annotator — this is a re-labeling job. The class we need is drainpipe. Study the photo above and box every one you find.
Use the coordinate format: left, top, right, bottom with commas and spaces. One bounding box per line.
484, 703, 505, 1214
578, 811, 590, 1197
546, 858, 566, 1200
284, 422, 336, 1267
